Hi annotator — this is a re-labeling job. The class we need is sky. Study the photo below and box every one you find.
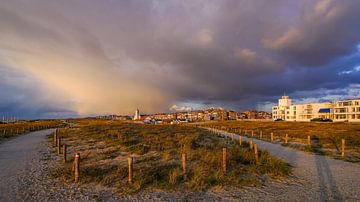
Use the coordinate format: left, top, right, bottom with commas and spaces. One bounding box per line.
1, 0, 360, 119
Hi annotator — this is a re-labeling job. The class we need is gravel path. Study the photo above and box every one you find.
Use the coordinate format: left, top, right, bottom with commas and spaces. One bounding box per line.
0, 130, 117, 201
204, 128, 360, 201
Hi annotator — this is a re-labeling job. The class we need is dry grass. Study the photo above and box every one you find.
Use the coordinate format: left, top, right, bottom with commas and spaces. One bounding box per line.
202, 121, 360, 162
0, 120, 62, 142
50, 119, 291, 194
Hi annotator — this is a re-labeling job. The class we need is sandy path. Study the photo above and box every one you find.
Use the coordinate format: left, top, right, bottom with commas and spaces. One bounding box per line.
204, 128, 360, 201
0, 130, 55, 201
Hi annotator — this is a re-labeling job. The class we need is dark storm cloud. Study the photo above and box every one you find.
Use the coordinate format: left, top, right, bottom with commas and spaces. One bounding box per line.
0, 0, 360, 117
0, 65, 78, 119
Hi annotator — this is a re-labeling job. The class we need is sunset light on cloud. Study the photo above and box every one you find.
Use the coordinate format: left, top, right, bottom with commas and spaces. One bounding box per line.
1, 0, 360, 118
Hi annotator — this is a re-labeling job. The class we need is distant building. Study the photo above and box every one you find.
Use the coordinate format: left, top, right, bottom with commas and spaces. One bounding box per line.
272, 96, 360, 122
133, 108, 141, 120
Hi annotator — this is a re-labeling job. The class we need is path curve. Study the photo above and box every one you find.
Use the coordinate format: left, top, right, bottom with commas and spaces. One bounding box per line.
205, 128, 360, 201
0, 130, 56, 201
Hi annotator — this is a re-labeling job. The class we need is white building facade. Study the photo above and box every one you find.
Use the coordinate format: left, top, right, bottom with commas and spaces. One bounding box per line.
133, 108, 141, 120
272, 96, 360, 122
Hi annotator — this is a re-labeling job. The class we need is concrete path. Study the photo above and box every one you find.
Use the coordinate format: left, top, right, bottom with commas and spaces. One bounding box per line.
204, 128, 360, 201
0, 129, 54, 201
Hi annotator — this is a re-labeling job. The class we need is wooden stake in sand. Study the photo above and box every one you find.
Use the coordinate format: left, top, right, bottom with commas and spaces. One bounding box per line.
271, 132, 274, 142
239, 135, 242, 146
341, 139, 345, 158
222, 148, 227, 173
54, 130, 58, 146
57, 138, 62, 155
74, 153, 80, 182
285, 134, 288, 144
250, 139, 254, 150
307, 136, 311, 146
254, 144, 259, 164
182, 153, 187, 180
63, 144, 67, 163
128, 157, 134, 183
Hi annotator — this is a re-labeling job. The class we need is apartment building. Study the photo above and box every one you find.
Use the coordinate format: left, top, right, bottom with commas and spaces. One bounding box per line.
272, 96, 360, 122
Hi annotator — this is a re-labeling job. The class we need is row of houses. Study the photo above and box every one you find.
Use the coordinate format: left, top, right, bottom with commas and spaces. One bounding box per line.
132, 108, 271, 123
272, 96, 360, 122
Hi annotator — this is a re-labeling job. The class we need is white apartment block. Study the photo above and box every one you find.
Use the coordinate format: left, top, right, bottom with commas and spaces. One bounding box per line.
272, 96, 360, 122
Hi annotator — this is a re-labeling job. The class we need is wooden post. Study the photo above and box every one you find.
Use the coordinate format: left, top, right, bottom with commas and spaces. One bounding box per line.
341, 139, 345, 158
254, 144, 259, 164
285, 134, 288, 144
182, 153, 187, 180
128, 157, 133, 183
63, 144, 67, 163
239, 135, 242, 146
271, 132, 274, 142
74, 153, 80, 182
222, 148, 227, 173
307, 136, 311, 145
251, 130, 254, 137
57, 138, 61, 155
260, 131, 262, 139
250, 139, 253, 150
54, 130, 57, 146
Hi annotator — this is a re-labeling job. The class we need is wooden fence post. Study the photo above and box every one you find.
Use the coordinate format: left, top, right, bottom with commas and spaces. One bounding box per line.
260, 130, 263, 139
285, 134, 288, 144
271, 132, 274, 142
251, 130, 254, 137
63, 144, 67, 163
307, 136, 311, 145
74, 153, 80, 182
254, 144, 259, 164
54, 130, 57, 146
128, 157, 133, 183
239, 135, 242, 146
182, 153, 187, 180
222, 148, 227, 173
250, 139, 253, 150
341, 139, 345, 158
57, 138, 62, 155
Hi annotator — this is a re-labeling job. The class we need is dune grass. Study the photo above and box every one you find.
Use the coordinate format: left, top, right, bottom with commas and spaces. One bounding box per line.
0, 120, 61, 142
50, 120, 291, 194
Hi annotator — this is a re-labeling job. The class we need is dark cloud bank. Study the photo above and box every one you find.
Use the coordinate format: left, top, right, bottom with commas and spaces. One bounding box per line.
0, 0, 360, 118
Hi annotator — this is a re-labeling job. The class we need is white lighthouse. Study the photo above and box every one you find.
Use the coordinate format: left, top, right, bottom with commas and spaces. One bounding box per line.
133, 108, 141, 120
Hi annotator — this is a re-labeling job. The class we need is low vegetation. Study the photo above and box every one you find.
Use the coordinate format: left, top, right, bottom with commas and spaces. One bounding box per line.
50, 120, 291, 194
0, 120, 62, 142
203, 121, 360, 162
